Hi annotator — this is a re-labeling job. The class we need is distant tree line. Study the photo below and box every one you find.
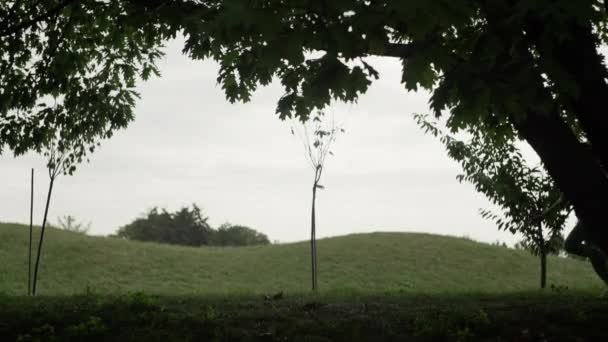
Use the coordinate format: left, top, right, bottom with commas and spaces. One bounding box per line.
113, 204, 270, 247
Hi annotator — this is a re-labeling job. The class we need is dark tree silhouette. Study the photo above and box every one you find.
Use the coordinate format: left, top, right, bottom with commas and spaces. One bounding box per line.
115, 205, 214, 247
115, 205, 270, 247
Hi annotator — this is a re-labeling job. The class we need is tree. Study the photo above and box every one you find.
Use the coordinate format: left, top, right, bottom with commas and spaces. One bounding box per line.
291, 111, 342, 291
515, 234, 564, 257
31, 137, 71, 295
3, 1, 608, 257
0, 0, 167, 170
416, 114, 572, 288
213, 223, 270, 247
56, 215, 91, 234
115, 206, 271, 247
115, 205, 214, 247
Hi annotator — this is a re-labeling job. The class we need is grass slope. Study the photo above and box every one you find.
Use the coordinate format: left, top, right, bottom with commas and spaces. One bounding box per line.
0, 222, 603, 296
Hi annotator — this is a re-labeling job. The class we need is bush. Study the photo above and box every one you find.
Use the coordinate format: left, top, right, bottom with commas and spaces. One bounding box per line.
114, 205, 270, 247
115, 204, 214, 246
213, 224, 270, 246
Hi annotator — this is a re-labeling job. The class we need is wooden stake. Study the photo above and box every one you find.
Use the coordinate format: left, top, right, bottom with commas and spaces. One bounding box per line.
28, 168, 34, 296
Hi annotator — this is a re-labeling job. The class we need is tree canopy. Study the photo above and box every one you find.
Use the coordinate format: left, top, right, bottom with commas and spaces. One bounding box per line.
0, 0, 167, 167
2, 1, 608, 246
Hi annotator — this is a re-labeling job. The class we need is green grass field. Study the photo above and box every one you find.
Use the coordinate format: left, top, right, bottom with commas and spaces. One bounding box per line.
0, 222, 603, 295
3, 222, 608, 341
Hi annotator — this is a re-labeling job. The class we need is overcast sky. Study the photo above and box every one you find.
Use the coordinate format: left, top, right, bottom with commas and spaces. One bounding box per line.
1, 38, 568, 245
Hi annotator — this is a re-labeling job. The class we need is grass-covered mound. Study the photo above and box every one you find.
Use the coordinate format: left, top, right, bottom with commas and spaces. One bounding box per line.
0, 222, 603, 295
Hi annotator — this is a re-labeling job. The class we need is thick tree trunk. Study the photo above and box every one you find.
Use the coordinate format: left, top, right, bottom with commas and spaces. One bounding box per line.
525, 19, 608, 172
480, 1, 608, 254
514, 110, 608, 249
32, 175, 55, 296
310, 184, 318, 291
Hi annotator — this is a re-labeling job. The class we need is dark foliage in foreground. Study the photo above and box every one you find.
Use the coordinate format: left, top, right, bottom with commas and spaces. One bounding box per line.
2, 292, 608, 341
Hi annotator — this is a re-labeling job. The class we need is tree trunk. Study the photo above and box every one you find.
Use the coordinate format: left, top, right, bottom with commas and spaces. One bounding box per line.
28, 168, 34, 296
514, 110, 608, 251
32, 175, 55, 296
310, 183, 318, 291
481, 0, 608, 253
525, 19, 608, 171
540, 249, 547, 289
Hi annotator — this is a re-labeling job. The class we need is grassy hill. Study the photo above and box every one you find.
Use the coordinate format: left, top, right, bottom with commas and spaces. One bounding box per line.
0, 222, 603, 296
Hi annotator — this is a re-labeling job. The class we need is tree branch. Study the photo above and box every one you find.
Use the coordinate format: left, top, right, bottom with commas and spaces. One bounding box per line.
381, 42, 417, 59
0, 0, 76, 38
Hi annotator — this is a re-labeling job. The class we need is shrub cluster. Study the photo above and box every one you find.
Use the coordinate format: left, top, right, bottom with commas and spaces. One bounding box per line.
113, 204, 270, 247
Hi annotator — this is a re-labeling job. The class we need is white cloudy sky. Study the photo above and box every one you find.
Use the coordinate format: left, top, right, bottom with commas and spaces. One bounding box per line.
1, 38, 571, 244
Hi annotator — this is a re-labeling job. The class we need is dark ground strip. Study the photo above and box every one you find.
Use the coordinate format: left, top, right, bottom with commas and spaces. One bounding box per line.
1, 292, 607, 341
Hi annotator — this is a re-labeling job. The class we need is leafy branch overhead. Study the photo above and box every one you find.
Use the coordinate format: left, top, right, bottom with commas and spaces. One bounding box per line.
0, 0, 168, 169
0, 0, 528, 159
2, 1, 607, 155
414, 114, 571, 244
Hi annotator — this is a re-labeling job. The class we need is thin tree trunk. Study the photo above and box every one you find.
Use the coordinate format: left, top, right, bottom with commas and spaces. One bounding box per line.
540, 249, 547, 289
32, 175, 55, 296
310, 183, 318, 291
28, 168, 34, 296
